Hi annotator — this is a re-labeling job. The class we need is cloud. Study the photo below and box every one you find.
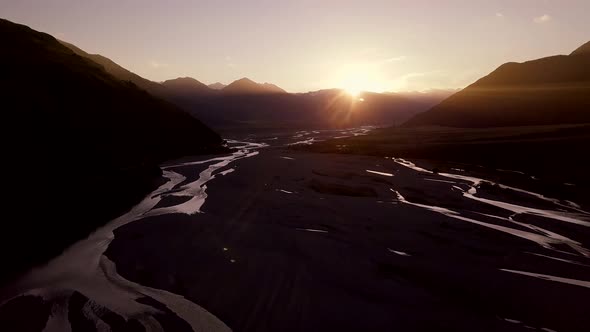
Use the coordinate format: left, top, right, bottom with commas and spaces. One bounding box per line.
533, 14, 552, 24
496, 13, 504, 18
148, 60, 169, 69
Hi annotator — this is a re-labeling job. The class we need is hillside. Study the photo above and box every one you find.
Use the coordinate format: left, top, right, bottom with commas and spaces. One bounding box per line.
0, 18, 223, 282
570, 41, 590, 56
405, 41, 590, 127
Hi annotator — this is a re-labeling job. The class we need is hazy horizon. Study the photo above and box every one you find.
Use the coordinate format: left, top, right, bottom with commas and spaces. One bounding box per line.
2, 0, 589, 93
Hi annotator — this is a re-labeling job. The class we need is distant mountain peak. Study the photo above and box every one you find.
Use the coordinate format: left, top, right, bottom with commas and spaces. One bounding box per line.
222, 77, 286, 95
161, 77, 212, 95
167, 76, 201, 83
163, 77, 207, 86
570, 41, 590, 56
235, 77, 256, 83
208, 82, 226, 90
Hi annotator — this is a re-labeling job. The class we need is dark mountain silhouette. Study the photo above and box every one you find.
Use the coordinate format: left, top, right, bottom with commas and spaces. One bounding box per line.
162, 77, 215, 97
208, 82, 227, 90
0, 18, 223, 282
405, 41, 590, 127
222, 77, 287, 95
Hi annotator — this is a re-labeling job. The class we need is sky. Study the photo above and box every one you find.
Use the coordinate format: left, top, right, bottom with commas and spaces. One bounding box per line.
1, 0, 589, 92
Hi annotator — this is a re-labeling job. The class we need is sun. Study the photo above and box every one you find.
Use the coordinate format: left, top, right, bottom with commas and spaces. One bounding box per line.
345, 88, 361, 98
337, 63, 388, 97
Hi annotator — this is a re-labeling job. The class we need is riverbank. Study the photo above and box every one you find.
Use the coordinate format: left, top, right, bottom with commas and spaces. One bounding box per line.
303, 124, 590, 208
1, 143, 230, 286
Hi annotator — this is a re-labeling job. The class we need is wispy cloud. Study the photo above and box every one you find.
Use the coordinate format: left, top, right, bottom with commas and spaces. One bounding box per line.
148, 60, 169, 69
495, 12, 504, 18
225, 55, 236, 68
533, 14, 552, 24
383, 56, 407, 63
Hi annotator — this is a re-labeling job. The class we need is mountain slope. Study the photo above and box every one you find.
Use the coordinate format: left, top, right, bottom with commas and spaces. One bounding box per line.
0, 18, 223, 281
405, 41, 590, 127
570, 41, 590, 56
60, 40, 167, 97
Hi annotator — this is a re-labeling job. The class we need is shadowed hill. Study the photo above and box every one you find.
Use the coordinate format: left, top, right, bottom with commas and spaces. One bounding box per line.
0, 18, 223, 282
405, 41, 590, 127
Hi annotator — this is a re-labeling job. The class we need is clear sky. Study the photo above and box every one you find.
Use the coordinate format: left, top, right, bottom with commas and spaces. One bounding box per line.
2, 0, 589, 92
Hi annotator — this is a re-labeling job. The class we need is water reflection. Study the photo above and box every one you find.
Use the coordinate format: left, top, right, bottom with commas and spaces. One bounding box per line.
500, 269, 590, 289
366, 170, 394, 177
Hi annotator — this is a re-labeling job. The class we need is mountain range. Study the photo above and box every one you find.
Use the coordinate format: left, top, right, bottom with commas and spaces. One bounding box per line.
59, 42, 453, 131
55, 27, 590, 132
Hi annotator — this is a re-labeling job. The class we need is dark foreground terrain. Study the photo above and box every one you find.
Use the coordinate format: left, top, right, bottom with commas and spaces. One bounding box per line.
1, 129, 589, 332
